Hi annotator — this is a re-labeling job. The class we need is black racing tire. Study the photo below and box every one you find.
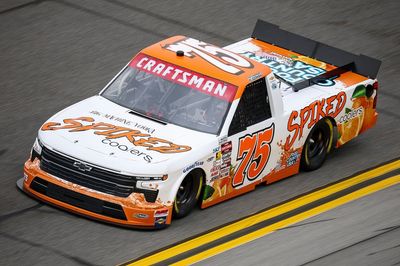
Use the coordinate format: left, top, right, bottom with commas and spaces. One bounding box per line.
173, 170, 203, 219
301, 119, 335, 171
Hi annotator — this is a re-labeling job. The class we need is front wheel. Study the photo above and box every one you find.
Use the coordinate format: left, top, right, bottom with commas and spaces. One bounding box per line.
173, 170, 203, 218
301, 119, 334, 171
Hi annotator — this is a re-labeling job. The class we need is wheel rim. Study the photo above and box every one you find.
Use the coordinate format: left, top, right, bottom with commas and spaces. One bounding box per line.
307, 128, 327, 159
176, 175, 194, 204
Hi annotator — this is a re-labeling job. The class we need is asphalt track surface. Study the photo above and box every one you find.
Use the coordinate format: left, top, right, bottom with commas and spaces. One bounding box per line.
0, 0, 399, 265
199, 184, 400, 266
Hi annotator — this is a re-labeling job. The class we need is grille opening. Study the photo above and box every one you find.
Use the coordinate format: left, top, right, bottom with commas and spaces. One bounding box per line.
39, 147, 159, 202
40, 147, 136, 198
30, 177, 127, 220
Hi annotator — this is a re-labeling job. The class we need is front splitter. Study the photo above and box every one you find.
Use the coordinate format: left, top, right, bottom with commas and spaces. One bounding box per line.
16, 177, 24, 191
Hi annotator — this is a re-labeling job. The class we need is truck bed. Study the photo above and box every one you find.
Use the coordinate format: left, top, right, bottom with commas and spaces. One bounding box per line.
224, 20, 381, 112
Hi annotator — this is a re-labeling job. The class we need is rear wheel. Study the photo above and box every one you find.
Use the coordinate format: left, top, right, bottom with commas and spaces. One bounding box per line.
301, 119, 334, 171
173, 170, 203, 218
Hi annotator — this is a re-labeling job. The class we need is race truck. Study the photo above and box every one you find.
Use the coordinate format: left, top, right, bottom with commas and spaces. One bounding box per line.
18, 20, 381, 228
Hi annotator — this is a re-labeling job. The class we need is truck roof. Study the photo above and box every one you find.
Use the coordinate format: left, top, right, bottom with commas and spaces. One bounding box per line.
139, 35, 271, 100
137, 20, 380, 103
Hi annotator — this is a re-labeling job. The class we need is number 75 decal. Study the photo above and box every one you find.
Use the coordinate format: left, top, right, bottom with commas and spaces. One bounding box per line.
232, 124, 275, 187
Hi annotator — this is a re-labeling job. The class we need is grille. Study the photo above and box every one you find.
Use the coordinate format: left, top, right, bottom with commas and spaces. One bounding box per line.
40, 147, 136, 198
30, 177, 127, 220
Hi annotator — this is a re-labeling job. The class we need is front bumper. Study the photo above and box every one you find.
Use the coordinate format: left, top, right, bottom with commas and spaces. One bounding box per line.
20, 159, 172, 229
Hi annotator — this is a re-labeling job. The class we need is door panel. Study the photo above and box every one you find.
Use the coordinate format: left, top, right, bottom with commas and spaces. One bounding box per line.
229, 119, 278, 189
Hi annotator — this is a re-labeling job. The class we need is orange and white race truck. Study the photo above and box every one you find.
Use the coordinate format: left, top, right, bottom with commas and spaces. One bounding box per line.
19, 20, 381, 228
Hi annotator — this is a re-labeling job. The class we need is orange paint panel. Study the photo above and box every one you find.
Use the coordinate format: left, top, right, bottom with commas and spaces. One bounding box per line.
265, 163, 300, 184
201, 182, 255, 209
249, 39, 336, 71
336, 71, 369, 87
202, 162, 300, 209
140, 36, 271, 98
247, 38, 370, 90
23, 159, 172, 228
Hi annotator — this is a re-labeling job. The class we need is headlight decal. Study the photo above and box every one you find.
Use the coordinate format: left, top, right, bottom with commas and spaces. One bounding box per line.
30, 138, 43, 162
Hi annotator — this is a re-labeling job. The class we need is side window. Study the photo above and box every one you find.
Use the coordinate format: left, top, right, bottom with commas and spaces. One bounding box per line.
228, 78, 271, 136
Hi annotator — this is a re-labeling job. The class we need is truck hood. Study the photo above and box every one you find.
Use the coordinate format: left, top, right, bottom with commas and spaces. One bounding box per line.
38, 96, 216, 175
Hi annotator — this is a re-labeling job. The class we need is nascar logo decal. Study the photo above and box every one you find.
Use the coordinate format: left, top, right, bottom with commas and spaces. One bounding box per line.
164, 37, 254, 75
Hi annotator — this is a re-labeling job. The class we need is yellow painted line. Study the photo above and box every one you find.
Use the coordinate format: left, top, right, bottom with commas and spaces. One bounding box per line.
126, 160, 399, 266
172, 175, 400, 265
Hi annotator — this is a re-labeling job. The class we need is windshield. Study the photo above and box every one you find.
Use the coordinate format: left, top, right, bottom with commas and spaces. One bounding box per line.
101, 54, 237, 134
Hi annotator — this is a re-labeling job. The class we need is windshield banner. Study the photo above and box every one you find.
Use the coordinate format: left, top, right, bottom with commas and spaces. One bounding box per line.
130, 53, 237, 102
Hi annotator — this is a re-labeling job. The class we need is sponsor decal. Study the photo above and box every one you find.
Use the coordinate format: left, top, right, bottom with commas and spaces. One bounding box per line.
154, 209, 169, 217
221, 141, 232, 153
215, 151, 222, 160
155, 216, 166, 223
212, 147, 220, 153
134, 213, 149, 219
269, 75, 282, 91
271, 142, 302, 174
183, 161, 204, 173
90, 110, 156, 134
233, 124, 275, 187
154, 217, 167, 228
249, 72, 262, 82
222, 154, 231, 161
269, 75, 282, 90
285, 91, 346, 150
220, 168, 230, 177
210, 166, 220, 172
131, 53, 237, 102
222, 158, 231, 166
164, 37, 253, 75
210, 175, 220, 182
101, 139, 153, 163
210, 170, 219, 176
338, 107, 363, 124
207, 156, 214, 162
338, 85, 375, 145
213, 160, 221, 166
240, 51, 335, 86
286, 151, 300, 167
41, 117, 191, 154
221, 162, 231, 169
257, 51, 294, 66
222, 153, 231, 160
154, 209, 169, 227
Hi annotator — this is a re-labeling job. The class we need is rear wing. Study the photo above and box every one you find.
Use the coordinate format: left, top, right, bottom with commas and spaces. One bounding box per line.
252, 20, 381, 91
